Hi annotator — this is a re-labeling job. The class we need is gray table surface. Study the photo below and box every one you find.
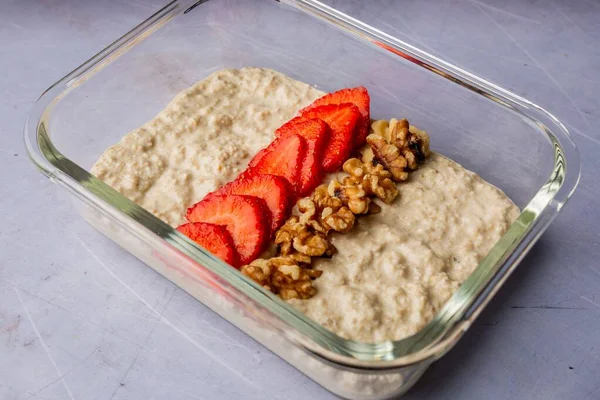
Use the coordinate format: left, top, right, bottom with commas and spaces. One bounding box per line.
2, 0, 599, 399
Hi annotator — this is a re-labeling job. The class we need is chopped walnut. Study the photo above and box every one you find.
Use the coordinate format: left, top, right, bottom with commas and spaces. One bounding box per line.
362, 173, 399, 204
240, 259, 272, 287
366, 134, 409, 182
297, 197, 322, 230
341, 158, 365, 178
327, 178, 369, 215
273, 216, 299, 255
293, 232, 333, 256
241, 257, 322, 300
339, 176, 370, 214
409, 125, 431, 156
313, 184, 343, 211
343, 157, 391, 180
276, 278, 320, 300
297, 196, 331, 235
322, 204, 355, 233
326, 159, 394, 215
274, 216, 335, 257
371, 119, 391, 141
340, 157, 398, 205
389, 118, 430, 170
364, 161, 392, 180
271, 259, 322, 300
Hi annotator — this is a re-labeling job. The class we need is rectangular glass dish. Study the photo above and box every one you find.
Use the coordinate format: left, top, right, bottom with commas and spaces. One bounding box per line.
25, 0, 580, 398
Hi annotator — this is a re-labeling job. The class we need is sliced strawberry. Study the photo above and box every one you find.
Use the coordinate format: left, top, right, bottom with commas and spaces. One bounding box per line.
301, 87, 370, 146
210, 173, 293, 234
275, 118, 330, 197
299, 103, 361, 173
186, 195, 269, 266
177, 222, 239, 266
247, 134, 306, 196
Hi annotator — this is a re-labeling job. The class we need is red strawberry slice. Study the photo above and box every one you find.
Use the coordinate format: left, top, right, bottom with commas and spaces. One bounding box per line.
247, 134, 306, 196
177, 222, 239, 267
186, 194, 269, 266
275, 118, 330, 197
301, 87, 370, 146
299, 103, 361, 173
210, 173, 293, 234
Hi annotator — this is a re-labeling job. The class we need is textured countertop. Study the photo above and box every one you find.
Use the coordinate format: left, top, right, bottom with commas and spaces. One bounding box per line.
1, 1, 599, 399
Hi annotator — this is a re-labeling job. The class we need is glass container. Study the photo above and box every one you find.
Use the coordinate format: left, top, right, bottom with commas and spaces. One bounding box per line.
25, 1, 580, 398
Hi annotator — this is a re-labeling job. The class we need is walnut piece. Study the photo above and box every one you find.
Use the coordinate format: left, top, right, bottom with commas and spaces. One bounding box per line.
341, 157, 399, 205
274, 216, 335, 257
240, 259, 272, 288
362, 173, 399, 204
313, 184, 343, 211
366, 134, 409, 182
273, 216, 298, 255
293, 233, 332, 257
409, 125, 431, 157
322, 204, 355, 233
299, 189, 357, 236
340, 176, 370, 214
344, 157, 391, 180
276, 277, 320, 300
341, 158, 365, 178
272, 261, 322, 300
363, 161, 392, 180
389, 118, 430, 170
371, 119, 391, 141
241, 257, 322, 300
327, 175, 370, 215
328, 158, 398, 215
296, 196, 329, 234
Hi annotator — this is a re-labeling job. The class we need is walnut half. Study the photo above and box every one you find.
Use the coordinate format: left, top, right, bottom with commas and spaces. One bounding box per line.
328, 177, 370, 215
342, 157, 399, 205
274, 216, 335, 257
389, 118, 430, 170
366, 134, 409, 182
241, 257, 322, 300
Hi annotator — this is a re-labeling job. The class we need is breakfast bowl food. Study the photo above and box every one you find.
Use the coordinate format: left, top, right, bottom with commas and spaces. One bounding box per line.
25, 1, 580, 398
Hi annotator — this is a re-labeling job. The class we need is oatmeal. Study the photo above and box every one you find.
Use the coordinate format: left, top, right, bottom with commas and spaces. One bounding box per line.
288, 152, 519, 342
92, 68, 324, 227
92, 68, 519, 343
